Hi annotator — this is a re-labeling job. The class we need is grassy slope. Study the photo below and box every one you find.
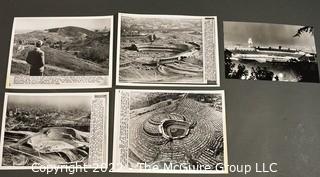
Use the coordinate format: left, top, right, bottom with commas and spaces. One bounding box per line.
12, 45, 107, 76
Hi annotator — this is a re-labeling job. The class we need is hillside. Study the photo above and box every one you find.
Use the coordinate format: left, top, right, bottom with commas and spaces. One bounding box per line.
12, 45, 107, 76
46, 26, 95, 37
15, 26, 97, 43
15, 30, 71, 43
12, 26, 110, 76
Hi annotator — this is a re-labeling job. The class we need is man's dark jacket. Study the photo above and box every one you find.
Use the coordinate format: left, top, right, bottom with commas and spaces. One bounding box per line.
26, 48, 45, 76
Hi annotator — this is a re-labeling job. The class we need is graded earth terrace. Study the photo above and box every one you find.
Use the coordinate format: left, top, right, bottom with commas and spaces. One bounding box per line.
127, 92, 225, 171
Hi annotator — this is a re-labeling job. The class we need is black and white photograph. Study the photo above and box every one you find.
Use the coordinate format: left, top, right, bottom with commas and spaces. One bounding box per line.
6, 16, 113, 89
224, 21, 320, 82
112, 90, 227, 173
0, 93, 109, 169
116, 13, 219, 87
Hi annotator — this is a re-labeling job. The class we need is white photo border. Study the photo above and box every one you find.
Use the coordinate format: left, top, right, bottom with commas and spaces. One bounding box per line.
5, 16, 114, 89
116, 13, 220, 87
0, 92, 109, 170
111, 89, 228, 174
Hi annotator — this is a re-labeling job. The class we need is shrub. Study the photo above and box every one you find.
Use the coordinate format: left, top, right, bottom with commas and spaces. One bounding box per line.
78, 45, 108, 63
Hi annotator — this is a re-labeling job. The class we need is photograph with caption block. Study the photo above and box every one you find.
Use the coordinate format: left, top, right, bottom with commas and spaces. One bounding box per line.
0, 92, 109, 169
116, 13, 220, 87
112, 89, 228, 174
6, 16, 113, 89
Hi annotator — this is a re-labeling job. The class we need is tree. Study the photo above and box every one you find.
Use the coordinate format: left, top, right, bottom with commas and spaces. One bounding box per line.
252, 66, 274, 80
234, 64, 249, 79
293, 26, 314, 37
225, 50, 235, 78
225, 50, 249, 79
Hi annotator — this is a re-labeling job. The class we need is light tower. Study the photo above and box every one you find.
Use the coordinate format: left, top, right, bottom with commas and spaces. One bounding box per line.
248, 38, 253, 48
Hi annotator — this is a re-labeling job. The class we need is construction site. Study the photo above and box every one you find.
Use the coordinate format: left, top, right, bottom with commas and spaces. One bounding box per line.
1, 95, 91, 167
119, 15, 205, 84
128, 93, 225, 171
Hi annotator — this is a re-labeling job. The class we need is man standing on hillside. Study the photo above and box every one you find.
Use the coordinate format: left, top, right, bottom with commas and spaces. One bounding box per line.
26, 40, 45, 76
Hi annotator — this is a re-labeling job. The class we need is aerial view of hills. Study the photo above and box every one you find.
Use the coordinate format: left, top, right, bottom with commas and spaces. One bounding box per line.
2, 94, 92, 167
119, 14, 205, 84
